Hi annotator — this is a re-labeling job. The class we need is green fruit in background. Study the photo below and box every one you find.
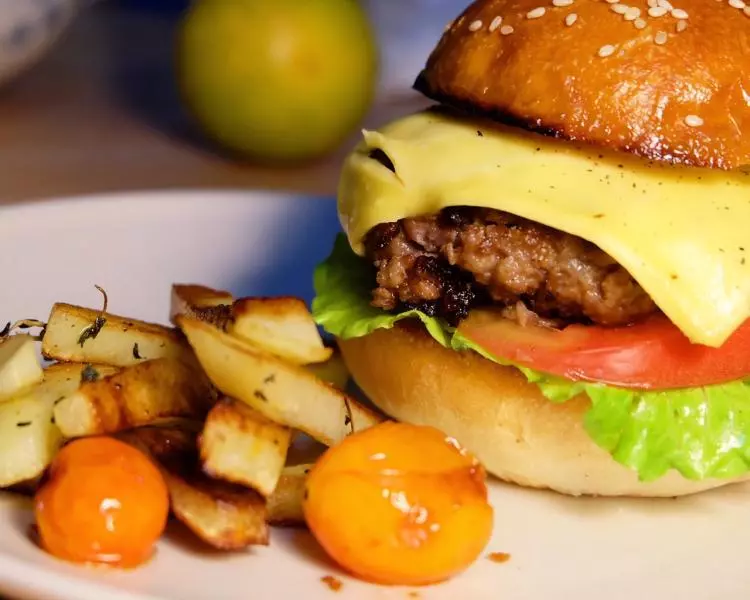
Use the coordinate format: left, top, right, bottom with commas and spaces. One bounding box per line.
176, 0, 379, 162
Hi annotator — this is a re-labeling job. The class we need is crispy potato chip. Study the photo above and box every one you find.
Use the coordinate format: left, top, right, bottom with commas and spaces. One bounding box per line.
120, 426, 269, 549
42, 303, 193, 367
199, 397, 292, 497
177, 316, 384, 447
54, 358, 214, 438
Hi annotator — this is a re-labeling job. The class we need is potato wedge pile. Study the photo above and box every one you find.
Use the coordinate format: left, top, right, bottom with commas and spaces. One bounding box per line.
0, 283, 384, 550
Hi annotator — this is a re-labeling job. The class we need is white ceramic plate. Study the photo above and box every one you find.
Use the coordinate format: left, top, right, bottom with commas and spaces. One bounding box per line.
0, 190, 749, 600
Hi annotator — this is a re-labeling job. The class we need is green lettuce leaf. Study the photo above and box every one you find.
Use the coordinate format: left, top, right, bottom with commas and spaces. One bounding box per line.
312, 234, 750, 482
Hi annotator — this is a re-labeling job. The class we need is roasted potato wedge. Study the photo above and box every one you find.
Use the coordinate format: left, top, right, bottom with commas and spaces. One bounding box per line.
171, 283, 233, 311
172, 288, 333, 365
120, 426, 269, 549
54, 358, 214, 438
170, 284, 234, 329
305, 348, 350, 390
164, 465, 269, 550
0, 363, 117, 487
266, 464, 311, 527
177, 316, 384, 447
199, 397, 292, 497
42, 303, 193, 367
0, 334, 44, 401
228, 297, 332, 365
118, 423, 196, 455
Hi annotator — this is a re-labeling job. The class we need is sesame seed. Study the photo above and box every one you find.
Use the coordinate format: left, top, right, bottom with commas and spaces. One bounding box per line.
527, 6, 546, 18
654, 30, 668, 44
634, 17, 647, 27
684, 114, 704, 127
729, 0, 746, 8
489, 15, 503, 31
657, 0, 673, 9
611, 3, 628, 13
624, 6, 641, 19
565, 12, 578, 25
647, 0, 658, 6
468, 19, 483, 31
553, 0, 574, 6
671, 8, 689, 18
605, 0, 619, 4
648, 6, 668, 16
744, 5, 750, 15
598, 44, 616, 57
500, 24, 515, 34
676, 19, 687, 31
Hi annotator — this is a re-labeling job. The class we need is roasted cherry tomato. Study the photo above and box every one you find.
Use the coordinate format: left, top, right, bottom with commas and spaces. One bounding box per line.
303, 421, 493, 586
459, 310, 750, 390
34, 436, 169, 568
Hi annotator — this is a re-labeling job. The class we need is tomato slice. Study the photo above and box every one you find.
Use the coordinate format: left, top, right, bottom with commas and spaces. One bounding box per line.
457, 310, 750, 390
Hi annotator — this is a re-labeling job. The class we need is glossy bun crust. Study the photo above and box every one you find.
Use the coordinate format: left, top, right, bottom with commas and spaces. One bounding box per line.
338, 324, 747, 497
414, 0, 750, 169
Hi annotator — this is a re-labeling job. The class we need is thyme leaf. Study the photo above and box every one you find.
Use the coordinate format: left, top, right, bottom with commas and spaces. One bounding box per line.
77, 285, 108, 347
0, 319, 46, 341
81, 364, 100, 383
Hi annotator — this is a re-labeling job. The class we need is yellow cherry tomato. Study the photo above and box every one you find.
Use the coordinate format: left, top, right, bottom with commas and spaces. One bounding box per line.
35, 436, 169, 568
303, 422, 494, 586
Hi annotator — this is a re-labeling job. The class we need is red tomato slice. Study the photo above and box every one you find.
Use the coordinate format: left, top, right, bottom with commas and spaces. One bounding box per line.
457, 310, 750, 390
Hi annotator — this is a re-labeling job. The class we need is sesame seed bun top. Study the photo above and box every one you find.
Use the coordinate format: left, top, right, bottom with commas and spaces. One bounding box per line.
414, 0, 750, 169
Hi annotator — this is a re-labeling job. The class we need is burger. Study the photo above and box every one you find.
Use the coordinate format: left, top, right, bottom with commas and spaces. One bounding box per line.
311, 0, 750, 497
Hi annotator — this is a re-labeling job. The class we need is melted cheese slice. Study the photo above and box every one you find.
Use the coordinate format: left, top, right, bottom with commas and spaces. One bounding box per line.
338, 109, 750, 347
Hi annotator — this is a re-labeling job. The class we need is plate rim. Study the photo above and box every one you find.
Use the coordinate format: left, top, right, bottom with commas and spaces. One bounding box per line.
0, 187, 336, 218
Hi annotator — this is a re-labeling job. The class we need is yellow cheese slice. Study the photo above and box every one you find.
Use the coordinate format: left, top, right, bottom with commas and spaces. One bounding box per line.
338, 108, 750, 348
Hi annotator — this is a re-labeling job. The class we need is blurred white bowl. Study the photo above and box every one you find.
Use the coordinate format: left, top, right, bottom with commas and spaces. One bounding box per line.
0, 0, 80, 87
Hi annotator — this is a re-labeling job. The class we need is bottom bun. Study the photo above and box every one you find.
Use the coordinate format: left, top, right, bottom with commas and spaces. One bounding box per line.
337, 323, 746, 498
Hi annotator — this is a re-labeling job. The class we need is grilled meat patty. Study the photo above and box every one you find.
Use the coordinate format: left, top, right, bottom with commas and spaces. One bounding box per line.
364, 207, 657, 327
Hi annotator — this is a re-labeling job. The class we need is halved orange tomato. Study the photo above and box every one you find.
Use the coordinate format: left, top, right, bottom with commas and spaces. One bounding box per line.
458, 310, 750, 390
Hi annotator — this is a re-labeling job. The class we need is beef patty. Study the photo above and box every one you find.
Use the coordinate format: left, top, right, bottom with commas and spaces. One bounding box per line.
364, 207, 657, 327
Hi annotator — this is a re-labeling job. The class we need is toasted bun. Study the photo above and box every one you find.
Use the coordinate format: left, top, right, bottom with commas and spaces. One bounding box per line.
414, 0, 750, 169
337, 323, 746, 497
